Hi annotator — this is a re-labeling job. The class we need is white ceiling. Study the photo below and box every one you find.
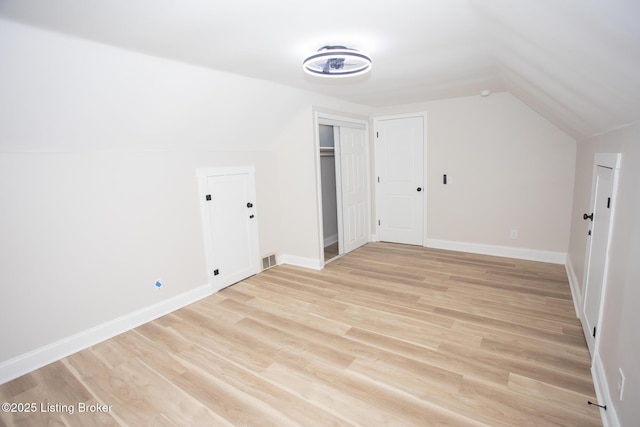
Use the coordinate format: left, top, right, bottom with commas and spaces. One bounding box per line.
1, 0, 639, 140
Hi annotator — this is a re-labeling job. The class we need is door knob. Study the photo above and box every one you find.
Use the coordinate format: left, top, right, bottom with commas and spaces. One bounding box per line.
583, 213, 593, 221
417, 187, 422, 192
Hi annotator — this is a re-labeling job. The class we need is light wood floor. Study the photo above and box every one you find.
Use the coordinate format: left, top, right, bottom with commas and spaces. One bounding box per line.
0, 243, 602, 426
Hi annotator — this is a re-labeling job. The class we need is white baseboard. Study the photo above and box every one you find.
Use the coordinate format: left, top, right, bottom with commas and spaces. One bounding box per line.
279, 254, 323, 270
592, 352, 621, 427
424, 238, 567, 264
323, 234, 338, 247
564, 254, 582, 318
0, 283, 212, 385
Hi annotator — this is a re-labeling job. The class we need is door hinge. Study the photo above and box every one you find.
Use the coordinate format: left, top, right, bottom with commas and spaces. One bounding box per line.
376, 131, 379, 138
378, 219, 381, 226
607, 197, 611, 208
205, 194, 212, 201
377, 176, 380, 183
593, 326, 597, 338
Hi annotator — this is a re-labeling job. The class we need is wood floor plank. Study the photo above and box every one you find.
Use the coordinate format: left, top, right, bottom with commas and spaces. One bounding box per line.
458, 377, 601, 427
262, 362, 402, 426
0, 243, 601, 426
437, 342, 596, 397
344, 327, 511, 386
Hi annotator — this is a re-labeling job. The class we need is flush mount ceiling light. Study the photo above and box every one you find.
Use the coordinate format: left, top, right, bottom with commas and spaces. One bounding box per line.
303, 46, 372, 77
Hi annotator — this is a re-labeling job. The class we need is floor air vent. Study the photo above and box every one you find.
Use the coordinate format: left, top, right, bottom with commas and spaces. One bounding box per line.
262, 254, 277, 271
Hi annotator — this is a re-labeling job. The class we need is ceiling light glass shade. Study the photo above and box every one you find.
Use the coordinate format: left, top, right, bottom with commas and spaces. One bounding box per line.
303, 46, 372, 77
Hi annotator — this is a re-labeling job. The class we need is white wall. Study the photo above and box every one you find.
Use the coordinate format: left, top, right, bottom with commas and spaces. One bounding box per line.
0, 150, 278, 359
275, 107, 323, 263
373, 93, 576, 260
0, 18, 369, 379
567, 122, 640, 426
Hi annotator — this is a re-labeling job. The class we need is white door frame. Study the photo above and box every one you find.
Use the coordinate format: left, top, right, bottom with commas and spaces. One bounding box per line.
196, 166, 260, 292
314, 112, 370, 265
373, 112, 427, 245
581, 152, 621, 357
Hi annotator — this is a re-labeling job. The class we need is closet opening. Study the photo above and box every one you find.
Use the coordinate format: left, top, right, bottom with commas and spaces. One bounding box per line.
315, 114, 369, 267
319, 124, 340, 262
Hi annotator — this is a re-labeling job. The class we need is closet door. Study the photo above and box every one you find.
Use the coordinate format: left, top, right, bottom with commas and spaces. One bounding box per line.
338, 127, 369, 253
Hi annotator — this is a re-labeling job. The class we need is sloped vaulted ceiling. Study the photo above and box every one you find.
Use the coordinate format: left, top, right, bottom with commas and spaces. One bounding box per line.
474, 0, 640, 139
1, 0, 638, 140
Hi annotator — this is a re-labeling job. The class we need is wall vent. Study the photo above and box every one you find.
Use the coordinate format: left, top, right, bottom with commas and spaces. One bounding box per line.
262, 254, 277, 271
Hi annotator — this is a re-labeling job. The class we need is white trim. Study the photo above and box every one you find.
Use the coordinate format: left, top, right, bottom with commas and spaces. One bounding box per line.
374, 111, 429, 121
317, 116, 366, 130
279, 254, 323, 270
314, 116, 326, 265
594, 152, 622, 169
564, 254, 582, 318
425, 238, 567, 264
0, 284, 211, 385
196, 166, 256, 178
333, 125, 345, 256
592, 352, 621, 427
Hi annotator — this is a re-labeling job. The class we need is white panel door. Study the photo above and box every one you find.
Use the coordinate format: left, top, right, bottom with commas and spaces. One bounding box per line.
199, 168, 259, 292
338, 126, 369, 253
582, 164, 616, 356
376, 116, 424, 245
